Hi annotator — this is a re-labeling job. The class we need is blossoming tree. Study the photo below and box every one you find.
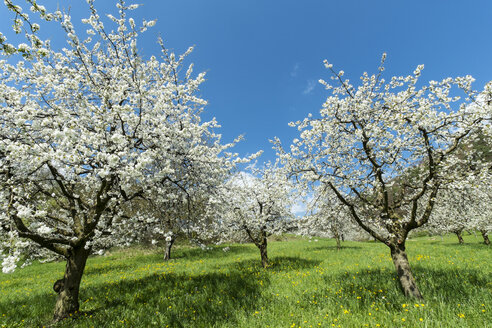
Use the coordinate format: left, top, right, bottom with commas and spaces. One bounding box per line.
426, 176, 492, 245
136, 186, 224, 261
0, 0, 239, 321
298, 188, 356, 250
218, 162, 295, 268
276, 55, 491, 298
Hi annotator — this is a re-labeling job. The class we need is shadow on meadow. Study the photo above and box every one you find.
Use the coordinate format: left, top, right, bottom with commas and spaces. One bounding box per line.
306, 266, 490, 313
0, 268, 266, 327
227, 256, 321, 273
440, 242, 490, 249
268, 256, 322, 271
84, 262, 136, 276
173, 244, 252, 261
79, 270, 264, 327
307, 245, 363, 252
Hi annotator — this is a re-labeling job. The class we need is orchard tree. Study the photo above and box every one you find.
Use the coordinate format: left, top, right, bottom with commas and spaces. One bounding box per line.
219, 162, 294, 268
425, 185, 471, 244
298, 189, 354, 250
276, 54, 491, 299
468, 175, 492, 245
0, 1, 239, 321
424, 126, 492, 244
426, 176, 492, 245
142, 188, 224, 261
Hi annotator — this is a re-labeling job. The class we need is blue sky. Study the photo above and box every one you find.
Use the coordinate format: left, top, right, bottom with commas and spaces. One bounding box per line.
1, 0, 491, 163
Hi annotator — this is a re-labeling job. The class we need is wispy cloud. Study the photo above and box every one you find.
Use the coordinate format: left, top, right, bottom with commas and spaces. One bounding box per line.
291, 193, 313, 217
290, 63, 300, 78
303, 79, 316, 95
291, 202, 306, 215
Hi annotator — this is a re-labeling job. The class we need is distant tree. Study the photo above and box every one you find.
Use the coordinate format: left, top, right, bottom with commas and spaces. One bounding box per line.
276, 54, 491, 299
140, 188, 223, 261
298, 188, 355, 250
218, 162, 294, 268
426, 186, 469, 244
0, 1, 239, 321
426, 176, 492, 245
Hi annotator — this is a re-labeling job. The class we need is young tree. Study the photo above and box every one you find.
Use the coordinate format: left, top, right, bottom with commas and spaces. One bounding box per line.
424, 128, 492, 244
470, 179, 492, 245
276, 55, 491, 299
219, 162, 294, 268
141, 188, 223, 261
426, 177, 492, 245
426, 186, 471, 244
0, 1, 238, 321
298, 189, 354, 250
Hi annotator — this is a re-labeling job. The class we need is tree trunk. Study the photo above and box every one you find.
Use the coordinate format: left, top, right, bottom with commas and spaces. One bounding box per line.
259, 230, 268, 268
333, 230, 341, 251
389, 243, 423, 299
164, 237, 175, 261
481, 230, 490, 246
259, 243, 268, 268
455, 230, 464, 244
53, 245, 90, 322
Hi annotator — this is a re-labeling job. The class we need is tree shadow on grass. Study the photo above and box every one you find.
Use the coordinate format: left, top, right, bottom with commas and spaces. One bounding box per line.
308, 266, 490, 313
440, 242, 490, 249
307, 245, 363, 252
84, 262, 136, 276
81, 270, 263, 328
226, 256, 321, 273
173, 244, 252, 261
0, 268, 264, 328
269, 256, 321, 271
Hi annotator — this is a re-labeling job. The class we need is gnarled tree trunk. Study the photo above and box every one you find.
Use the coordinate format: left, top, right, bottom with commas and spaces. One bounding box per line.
481, 230, 490, 246
164, 236, 175, 261
53, 245, 90, 322
244, 225, 269, 268
259, 243, 268, 268
258, 228, 269, 268
389, 243, 423, 299
333, 229, 341, 251
454, 230, 464, 244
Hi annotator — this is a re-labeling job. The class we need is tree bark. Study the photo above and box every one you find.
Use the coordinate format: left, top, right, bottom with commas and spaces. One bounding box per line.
244, 226, 269, 268
53, 245, 90, 322
259, 243, 268, 268
164, 237, 175, 261
259, 230, 268, 268
333, 230, 341, 251
389, 243, 423, 299
454, 230, 464, 244
481, 230, 490, 246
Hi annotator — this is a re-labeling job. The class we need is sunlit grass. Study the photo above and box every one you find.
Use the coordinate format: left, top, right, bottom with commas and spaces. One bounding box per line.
0, 234, 490, 327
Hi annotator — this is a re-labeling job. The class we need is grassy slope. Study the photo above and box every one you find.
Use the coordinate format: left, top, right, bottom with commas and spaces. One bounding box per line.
0, 234, 490, 328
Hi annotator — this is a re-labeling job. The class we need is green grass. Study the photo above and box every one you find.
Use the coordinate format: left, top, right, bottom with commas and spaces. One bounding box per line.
0, 234, 490, 328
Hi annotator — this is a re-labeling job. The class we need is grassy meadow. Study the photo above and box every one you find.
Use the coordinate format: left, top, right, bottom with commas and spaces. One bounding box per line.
0, 234, 490, 328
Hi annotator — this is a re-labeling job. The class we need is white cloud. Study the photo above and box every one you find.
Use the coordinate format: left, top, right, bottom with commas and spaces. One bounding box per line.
290, 63, 300, 78
290, 193, 313, 217
291, 201, 306, 215
303, 79, 316, 95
